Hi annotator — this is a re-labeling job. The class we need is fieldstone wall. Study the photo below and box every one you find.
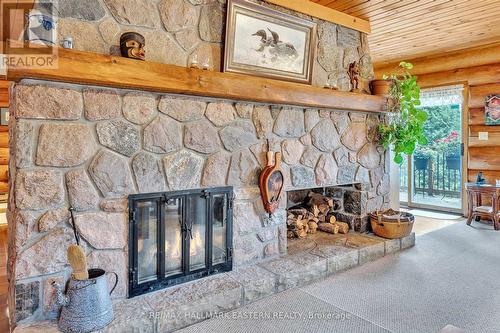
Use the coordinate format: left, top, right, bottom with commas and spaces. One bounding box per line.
10, 0, 378, 325
34, 0, 374, 90
8, 80, 389, 324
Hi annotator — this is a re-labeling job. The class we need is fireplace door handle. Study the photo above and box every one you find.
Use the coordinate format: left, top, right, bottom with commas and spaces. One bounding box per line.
182, 222, 193, 240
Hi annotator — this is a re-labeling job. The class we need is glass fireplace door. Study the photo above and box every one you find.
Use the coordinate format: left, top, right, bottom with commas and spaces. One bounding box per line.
164, 197, 183, 278
129, 187, 233, 298
186, 194, 207, 272
135, 200, 159, 284
212, 193, 228, 265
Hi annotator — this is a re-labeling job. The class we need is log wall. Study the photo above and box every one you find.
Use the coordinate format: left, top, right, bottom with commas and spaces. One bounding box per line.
376, 49, 500, 212
466, 82, 500, 183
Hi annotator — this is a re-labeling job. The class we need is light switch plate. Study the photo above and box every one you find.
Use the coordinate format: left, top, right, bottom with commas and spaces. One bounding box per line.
0, 108, 8, 126
478, 132, 489, 140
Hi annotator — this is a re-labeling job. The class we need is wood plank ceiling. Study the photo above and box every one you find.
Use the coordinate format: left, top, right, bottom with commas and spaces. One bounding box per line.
310, 0, 500, 65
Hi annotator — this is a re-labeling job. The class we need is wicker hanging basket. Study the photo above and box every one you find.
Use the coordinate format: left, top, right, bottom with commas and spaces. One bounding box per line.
370, 209, 414, 239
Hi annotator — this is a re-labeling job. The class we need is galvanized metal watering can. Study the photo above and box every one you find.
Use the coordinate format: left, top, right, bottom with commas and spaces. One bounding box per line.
52, 268, 118, 333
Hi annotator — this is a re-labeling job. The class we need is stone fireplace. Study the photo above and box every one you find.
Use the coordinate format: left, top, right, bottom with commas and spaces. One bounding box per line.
8, 80, 390, 328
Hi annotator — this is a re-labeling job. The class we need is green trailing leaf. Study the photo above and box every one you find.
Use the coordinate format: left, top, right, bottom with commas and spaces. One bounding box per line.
394, 154, 403, 164
377, 62, 429, 165
415, 111, 428, 122
417, 135, 428, 145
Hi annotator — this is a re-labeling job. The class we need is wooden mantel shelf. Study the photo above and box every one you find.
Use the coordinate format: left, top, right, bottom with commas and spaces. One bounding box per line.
7, 49, 387, 113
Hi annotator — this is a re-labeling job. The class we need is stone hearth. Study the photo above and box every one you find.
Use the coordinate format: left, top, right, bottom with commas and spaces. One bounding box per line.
13, 231, 415, 333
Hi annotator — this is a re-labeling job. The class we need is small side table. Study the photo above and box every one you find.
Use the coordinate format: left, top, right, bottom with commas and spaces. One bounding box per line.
465, 183, 500, 230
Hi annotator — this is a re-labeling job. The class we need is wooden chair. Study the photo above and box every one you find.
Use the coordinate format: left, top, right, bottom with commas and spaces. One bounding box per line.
465, 183, 500, 230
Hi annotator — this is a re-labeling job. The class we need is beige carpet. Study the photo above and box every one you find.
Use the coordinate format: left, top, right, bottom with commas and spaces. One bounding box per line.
179, 219, 500, 333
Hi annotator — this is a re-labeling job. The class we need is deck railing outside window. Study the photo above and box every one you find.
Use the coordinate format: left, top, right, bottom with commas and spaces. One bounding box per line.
400, 154, 461, 200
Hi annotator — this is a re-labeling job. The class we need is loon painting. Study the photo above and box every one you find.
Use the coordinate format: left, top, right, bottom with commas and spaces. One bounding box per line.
252, 29, 299, 61
224, 0, 317, 84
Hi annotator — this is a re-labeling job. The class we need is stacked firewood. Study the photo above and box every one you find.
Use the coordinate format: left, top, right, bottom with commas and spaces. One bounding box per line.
287, 192, 350, 239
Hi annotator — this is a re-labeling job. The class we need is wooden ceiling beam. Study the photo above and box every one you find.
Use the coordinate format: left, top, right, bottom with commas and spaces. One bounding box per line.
417, 63, 500, 88
264, 0, 371, 33
374, 43, 500, 76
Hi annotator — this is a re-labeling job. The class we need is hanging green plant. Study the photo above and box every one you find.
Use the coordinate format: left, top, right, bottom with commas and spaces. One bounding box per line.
377, 61, 428, 164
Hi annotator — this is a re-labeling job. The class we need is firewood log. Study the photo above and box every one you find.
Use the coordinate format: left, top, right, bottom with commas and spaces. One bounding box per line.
288, 208, 309, 216
308, 221, 318, 233
296, 229, 308, 238
306, 192, 333, 206
318, 214, 326, 222
318, 222, 339, 234
329, 215, 337, 224
312, 205, 320, 217
318, 204, 330, 214
334, 221, 349, 234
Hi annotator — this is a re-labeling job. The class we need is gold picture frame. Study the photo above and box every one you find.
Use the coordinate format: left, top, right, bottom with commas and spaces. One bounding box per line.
224, 0, 317, 84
